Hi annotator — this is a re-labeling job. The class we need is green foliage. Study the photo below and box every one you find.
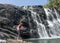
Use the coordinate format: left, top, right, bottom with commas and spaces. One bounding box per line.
44, 0, 60, 12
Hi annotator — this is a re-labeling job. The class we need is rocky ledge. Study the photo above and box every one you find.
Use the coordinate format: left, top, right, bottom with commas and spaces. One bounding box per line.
0, 4, 45, 39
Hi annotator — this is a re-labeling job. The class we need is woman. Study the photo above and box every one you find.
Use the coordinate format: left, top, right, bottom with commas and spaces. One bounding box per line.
17, 16, 25, 39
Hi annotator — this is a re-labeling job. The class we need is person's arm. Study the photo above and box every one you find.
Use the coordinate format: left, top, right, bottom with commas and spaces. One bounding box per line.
20, 16, 25, 23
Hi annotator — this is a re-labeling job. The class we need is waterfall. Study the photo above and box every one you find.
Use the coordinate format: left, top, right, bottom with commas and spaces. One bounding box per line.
29, 9, 48, 38
28, 7, 60, 38
1, 5, 60, 39
44, 8, 60, 37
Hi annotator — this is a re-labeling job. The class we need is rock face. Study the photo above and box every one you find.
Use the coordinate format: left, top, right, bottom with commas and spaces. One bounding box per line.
0, 4, 45, 39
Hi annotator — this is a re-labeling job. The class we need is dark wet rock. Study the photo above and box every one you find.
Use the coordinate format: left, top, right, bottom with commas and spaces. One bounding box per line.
0, 4, 45, 39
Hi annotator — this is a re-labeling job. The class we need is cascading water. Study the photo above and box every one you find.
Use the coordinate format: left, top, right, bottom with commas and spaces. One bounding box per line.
29, 8, 49, 38
28, 7, 60, 38
44, 8, 60, 38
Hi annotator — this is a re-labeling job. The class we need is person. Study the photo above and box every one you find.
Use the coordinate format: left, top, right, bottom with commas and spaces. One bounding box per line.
17, 16, 25, 39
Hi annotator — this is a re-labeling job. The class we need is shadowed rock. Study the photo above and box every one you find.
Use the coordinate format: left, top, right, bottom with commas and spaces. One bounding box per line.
0, 4, 45, 39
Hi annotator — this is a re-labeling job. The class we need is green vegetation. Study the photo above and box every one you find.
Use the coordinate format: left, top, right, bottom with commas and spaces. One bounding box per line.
44, 0, 60, 12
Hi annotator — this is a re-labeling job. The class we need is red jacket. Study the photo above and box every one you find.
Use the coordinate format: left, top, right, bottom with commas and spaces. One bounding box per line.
17, 24, 22, 31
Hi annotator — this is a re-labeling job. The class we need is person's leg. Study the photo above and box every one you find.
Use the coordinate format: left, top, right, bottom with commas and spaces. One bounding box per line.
17, 30, 20, 40
18, 30, 22, 39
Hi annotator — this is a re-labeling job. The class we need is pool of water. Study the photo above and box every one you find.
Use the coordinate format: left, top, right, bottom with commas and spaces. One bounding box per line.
24, 38, 60, 43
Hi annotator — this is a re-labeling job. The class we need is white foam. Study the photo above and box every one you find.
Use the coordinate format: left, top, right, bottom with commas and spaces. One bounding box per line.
0, 39, 6, 42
